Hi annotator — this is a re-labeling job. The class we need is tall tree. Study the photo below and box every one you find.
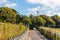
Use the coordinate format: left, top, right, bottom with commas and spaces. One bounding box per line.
37, 16, 46, 26
51, 15, 60, 27
40, 15, 56, 27
0, 7, 17, 23
22, 15, 31, 26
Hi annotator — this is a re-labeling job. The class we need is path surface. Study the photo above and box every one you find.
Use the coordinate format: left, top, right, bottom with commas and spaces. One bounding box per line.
9, 30, 28, 40
9, 29, 48, 40
29, 29, 48, 40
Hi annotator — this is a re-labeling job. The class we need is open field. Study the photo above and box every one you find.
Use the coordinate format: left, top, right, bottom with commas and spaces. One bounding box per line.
41, 27, 60, 34
0, 22, 27, 40
53, 28, 60, 34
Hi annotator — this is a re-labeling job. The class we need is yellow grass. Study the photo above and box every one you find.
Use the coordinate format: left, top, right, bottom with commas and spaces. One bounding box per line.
41, 27, 60, 34
0, 23, 27, 40
39, 27, 60, 40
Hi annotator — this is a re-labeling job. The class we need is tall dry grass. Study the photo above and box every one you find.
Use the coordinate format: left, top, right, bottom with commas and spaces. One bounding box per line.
0, 22, 27, 40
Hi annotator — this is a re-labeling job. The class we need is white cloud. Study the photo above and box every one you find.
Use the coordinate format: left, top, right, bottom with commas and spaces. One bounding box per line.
26, 0, 60, 16
4, 2, 17, 8
0, 0, 17, 8
45, 13, 60, 16
53, 13, 60, 16
0, 0, 7, 4
27, 6, 41, 15
28, 6, 40, 12
26, 0, 60, 9
27, 6, 60, 16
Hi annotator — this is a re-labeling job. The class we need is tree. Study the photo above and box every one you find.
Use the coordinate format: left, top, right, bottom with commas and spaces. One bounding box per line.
22, 15, 31, 25
0, 7, 31, 25
37, 16, 46, 26
16, 14, 21, 23
0, 7, 18, 23
40, 15, 56, 27
51, 15, 60, 27
29, 15, 46, 28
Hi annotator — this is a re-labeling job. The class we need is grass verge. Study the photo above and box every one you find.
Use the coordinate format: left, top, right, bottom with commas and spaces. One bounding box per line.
38, 26, 60, 40
0, 22, 27, 40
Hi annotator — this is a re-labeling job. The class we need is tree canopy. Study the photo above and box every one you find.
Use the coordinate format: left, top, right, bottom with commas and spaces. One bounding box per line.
51, 15, 60, 27
0, 7, 17, 23
37, 16, 46, 26
0, 7, 60, 28
40, 15, 56, 27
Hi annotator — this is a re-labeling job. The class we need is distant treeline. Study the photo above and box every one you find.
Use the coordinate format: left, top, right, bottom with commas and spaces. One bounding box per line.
0, 7, 60, 28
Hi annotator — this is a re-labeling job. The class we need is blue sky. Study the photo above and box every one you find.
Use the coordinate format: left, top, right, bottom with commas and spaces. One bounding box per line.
0, 0, 60, 16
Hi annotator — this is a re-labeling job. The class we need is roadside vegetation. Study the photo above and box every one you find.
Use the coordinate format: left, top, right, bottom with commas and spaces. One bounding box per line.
0, 7, 28, 40
0, 7, 60, 40
38, 27, 60, 40
29, 15, 60, 29
0, 22, 27, 40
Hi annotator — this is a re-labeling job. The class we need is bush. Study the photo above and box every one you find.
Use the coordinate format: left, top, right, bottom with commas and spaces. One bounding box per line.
19, 22, 27, 32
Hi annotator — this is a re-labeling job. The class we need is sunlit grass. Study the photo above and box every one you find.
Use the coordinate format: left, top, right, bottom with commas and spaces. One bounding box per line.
0, 22, 27, 40
38, 26, 60, 40
40, 27, 60, 33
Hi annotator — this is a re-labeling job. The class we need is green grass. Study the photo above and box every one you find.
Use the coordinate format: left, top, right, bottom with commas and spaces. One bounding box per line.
0, 22, 27, 40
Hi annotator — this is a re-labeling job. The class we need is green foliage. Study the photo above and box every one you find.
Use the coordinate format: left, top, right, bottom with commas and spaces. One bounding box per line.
37, 17, 46, 26
0, 7, 18, 23
29, 15, 46, 29
40, 15, 56, 27
22, 16, 31, 25
51, 15, 60, 27
0, 7, 59, 28
16, 14, 21, 23
19, 22, 24, 30
29, 15, 37, 29
29, 14, 56, 29
19, 22, 27, 32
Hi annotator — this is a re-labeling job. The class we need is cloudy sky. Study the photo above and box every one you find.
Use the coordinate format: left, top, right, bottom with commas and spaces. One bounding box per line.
0, 0, 60, 16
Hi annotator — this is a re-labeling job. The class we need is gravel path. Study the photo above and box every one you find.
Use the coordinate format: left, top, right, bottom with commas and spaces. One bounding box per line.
29, 29, 48, 40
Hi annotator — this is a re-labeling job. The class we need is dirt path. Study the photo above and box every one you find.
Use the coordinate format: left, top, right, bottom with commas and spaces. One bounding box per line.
9, 29, 48, 40
29, 29, 48, 40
